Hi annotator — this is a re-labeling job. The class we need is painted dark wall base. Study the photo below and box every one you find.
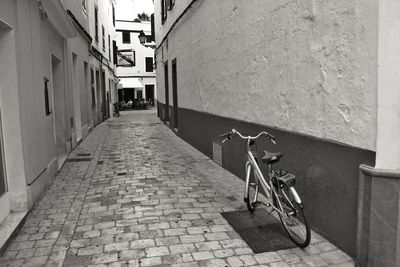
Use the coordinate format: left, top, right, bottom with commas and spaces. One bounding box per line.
158, 102, 177, 130
158, 104, 376, 258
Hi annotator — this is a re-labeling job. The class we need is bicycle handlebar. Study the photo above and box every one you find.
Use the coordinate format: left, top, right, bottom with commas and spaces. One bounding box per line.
220, 129, 276, 144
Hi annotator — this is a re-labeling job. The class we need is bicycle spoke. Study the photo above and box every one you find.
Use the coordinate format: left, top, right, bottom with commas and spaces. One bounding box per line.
277, 185, 310, 247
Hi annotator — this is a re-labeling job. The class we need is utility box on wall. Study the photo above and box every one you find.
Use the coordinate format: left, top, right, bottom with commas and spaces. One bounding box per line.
212, 142, 222, 166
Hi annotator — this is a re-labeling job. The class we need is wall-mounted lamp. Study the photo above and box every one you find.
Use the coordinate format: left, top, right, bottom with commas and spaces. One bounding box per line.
138, 31, 146, 45
138, 30, 156, 49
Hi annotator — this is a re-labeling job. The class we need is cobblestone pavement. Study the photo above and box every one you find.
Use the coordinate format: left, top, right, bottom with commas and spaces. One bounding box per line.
0, 110, 354, 267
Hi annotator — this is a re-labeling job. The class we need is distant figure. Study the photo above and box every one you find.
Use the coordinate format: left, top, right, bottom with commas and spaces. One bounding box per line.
120, 100, 126, 110
113, 103, 120, 117
127, 99, 133, 109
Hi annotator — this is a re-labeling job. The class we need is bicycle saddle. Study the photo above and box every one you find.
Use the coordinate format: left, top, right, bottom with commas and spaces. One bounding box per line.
262, 151, 282, 164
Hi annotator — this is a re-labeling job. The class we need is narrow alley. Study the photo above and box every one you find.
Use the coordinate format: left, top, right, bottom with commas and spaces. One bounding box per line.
0, 110, 353, 267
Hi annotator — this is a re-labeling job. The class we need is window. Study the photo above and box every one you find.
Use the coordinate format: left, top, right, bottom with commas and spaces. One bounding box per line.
146, 35, 152, 43
117, 49, 135, 67
113, 40, 117, 64
112, 4, 115, 27
122, 31, 130, 44
94, 6, 98, 42
145, 57, 153, 72
161, 0, 167, 24
44, 77, 51, 116
102, 26, 105, 51
168, 0, 175, 10
108, 35, 111, 61
151, 14, 155, 41
82, 0, 87, 12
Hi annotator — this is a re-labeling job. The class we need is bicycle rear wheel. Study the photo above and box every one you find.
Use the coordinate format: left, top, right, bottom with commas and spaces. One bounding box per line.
245, 164, 259, 212
275, 184, 310, 247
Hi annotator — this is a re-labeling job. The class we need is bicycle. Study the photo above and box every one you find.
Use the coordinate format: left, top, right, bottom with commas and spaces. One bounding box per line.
220, 129, 311, 247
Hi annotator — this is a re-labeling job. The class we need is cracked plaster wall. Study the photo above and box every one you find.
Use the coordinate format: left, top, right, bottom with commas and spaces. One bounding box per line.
156, 0, 378, 151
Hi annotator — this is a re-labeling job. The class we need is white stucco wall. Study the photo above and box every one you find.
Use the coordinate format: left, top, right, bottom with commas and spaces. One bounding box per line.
156, 0, 378, 151
62, 0, 92, 139
115, 21, 155, 78
14, 1, 64, 183
0, 0, 79, 213
87, 0, 117, 122
88, 0, 115, 62
0, 1, 29, 212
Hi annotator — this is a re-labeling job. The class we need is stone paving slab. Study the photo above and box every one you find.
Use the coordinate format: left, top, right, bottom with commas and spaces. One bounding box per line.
0, 110, 354, 267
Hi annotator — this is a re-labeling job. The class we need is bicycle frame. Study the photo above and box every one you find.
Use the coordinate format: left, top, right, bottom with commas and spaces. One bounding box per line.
244, 142, 289, 217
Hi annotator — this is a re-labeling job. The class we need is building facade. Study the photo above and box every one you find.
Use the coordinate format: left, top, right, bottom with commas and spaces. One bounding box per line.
0, 0, 117, 252
115, 20, 156, 106
154, 0, 400, 266
62, 0, 92, 151
87, 0, 118, 124
0, 0, 76, 250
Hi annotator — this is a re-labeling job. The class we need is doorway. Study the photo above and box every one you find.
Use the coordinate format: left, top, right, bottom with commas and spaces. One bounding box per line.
96, 69, 101, 124
145, 84, 155, 106
164, 61, 169, 122
0, 25, 10, 224
51, 55, 67, 169
0, 20, 26, 222
72, 53, 82, 141
172, 59, 178, 129
0, 108, 9, 224
136, 89, 143, 100
101, 70, 107, 120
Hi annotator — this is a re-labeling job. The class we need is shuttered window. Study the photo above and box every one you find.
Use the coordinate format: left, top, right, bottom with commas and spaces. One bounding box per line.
122, 32, 130, 44
94, 6, 98, 42
145, 57, 153, 72
161, 0, 167, 24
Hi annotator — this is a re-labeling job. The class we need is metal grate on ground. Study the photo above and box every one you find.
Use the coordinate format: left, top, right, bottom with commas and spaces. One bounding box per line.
221, 208, 296, 253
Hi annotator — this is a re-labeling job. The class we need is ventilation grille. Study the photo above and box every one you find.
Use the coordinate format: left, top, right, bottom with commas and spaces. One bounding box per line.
212, 142, 222, 166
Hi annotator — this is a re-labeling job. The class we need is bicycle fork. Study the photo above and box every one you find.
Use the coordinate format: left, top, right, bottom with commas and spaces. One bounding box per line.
244, 161, 257, 203
243, 153, 272, 207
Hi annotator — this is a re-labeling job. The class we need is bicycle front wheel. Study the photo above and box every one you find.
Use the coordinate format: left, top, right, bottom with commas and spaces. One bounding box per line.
275, 184, 310, 247
245, 163, 259, 212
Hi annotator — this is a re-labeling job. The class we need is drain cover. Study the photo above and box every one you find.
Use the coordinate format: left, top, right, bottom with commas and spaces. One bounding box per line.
67, 157, 91, 162
76, 153, 91, 156
221, 209, 296, 253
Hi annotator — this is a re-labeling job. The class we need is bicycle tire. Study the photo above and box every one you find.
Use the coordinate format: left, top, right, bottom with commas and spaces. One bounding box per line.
246, 163, 259, 212
275, 184, 311, 247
